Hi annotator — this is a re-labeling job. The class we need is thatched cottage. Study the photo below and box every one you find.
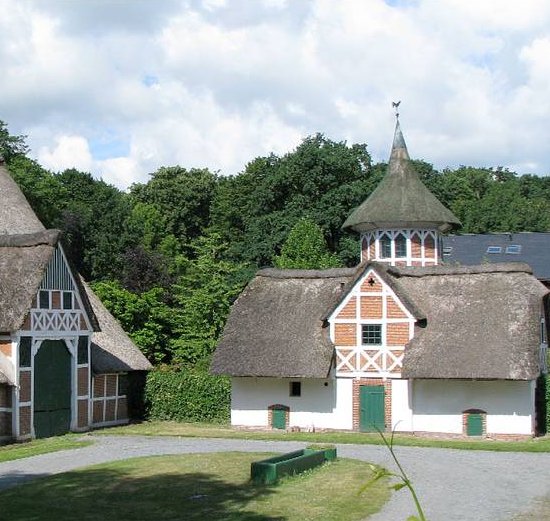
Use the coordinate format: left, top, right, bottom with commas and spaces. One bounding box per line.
0, 158, 151, 441
212, 117, 549, 438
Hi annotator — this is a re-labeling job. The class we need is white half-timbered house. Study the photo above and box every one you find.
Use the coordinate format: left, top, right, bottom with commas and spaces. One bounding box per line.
0, 159, 151, 441
211, 117, 549, 438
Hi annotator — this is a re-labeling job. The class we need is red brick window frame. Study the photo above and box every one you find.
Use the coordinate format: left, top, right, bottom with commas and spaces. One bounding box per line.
268, 404, 289, 430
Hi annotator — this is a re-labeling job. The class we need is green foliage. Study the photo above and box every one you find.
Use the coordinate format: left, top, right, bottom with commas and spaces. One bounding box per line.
91, 281, 174, 364
0, 120, 29, 162
546, 374, 550, 434
145, 366, 230, 423
274, 218, 342, 269
171, 233, 248, 364
130, 166, 217, 249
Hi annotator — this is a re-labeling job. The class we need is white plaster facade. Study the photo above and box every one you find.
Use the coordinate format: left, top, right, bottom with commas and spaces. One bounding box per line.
231, 377, 353, 430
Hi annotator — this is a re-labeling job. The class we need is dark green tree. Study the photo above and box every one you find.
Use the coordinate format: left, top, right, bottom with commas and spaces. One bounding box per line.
274, 218, 342, 269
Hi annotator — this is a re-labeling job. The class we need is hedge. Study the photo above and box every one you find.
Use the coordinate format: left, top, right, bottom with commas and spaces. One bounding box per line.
145, 366, 230, 423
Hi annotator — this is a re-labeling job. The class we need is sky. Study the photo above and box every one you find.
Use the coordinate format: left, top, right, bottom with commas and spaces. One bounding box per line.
1, 0, 550, 189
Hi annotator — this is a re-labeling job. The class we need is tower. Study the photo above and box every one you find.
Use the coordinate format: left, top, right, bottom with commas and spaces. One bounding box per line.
343, 113, 460, 266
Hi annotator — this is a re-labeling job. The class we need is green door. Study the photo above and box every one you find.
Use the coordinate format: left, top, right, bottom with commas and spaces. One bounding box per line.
467, 413, 483, 436
272, 408, 286, 430
360, 385, 385, 432
34, 340, 72, 438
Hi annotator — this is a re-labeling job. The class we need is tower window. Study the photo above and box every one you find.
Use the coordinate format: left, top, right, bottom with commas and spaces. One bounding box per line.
380, 235, 391, 258
395, 234, 407, 257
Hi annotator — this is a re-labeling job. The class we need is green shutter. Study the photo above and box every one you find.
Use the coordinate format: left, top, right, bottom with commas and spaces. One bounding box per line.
360, 385, 385, 432
467, 413, 483, 436
272, 408, 286, 430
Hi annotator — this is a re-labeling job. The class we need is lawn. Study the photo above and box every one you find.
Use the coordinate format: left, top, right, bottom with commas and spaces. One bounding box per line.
0, 435, 92, 463
0, 452, 390, 521
99, 420, 550, 453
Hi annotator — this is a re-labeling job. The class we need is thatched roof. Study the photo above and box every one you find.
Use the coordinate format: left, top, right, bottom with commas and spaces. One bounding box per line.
83, 282, 152, 373
0, 370, 9, 384
0, 161, 46, 235
212, 261, 546, 381
389, 263, 548, 380
0, 231, 60, 331
211, 268, 352, 378
343, 119, 461, 233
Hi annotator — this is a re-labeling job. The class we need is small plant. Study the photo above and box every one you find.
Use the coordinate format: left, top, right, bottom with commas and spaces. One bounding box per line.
360, 430, 427, 521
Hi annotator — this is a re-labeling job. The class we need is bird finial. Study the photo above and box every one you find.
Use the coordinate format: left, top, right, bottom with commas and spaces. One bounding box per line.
392, 100, 401, 118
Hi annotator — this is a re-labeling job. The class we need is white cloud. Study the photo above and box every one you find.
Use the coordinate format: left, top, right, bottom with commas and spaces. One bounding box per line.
1, 0, 550, 189
38, 135, 93, 173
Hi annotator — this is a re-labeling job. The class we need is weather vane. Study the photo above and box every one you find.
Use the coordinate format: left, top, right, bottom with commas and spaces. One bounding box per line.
392, 100, 401, 118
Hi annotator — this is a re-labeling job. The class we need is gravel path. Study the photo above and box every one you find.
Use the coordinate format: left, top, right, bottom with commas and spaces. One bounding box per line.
1, 435, 550, 520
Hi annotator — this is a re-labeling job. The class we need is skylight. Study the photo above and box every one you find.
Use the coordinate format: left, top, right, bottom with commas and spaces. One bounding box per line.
505, 245, 522, 254
486, 246, 502, 254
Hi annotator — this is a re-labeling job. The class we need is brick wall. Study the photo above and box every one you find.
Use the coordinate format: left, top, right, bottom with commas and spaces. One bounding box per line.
77, 399, 88, 428
19, 406, 31, 436
19, 372, 31, 403
0, 385, 11, 408
360, 296, 382, 319
78, 367, 88, 396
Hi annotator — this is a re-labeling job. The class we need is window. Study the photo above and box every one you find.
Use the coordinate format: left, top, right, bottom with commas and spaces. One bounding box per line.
442, 246, 453, 256
505, 244, 522, 254
63, 291, 73, 310
77, 336, 89, 364
486, 246, 502, 254
380, 235, 391, 258
395, 234, 407, 257
39, 290, 49, 309
118, 374, 129, 396
362, 324, 382, 345
19, 337, 32, 367
289, 381, 301, 397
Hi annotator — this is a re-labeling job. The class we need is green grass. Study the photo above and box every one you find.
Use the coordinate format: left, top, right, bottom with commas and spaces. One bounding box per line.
0, 435, 92, 463
0, 452, 390, 521
98, 420, 550, 452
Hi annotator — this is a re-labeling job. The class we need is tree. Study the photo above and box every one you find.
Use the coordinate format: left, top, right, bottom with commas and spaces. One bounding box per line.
170, 233, 248, 365
91, 281, 175, 364
130, 166, 217, 251
273, 218, 342, 269
0, 120, 29, 162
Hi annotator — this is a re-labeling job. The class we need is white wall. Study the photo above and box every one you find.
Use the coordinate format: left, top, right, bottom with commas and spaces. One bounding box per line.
391, 379, 413, 431
410, 380, 535, 435
231, 377, 354, 430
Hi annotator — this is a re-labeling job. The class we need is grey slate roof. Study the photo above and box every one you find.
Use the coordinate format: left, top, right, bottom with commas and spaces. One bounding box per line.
343, 119, 461, 232
84, 282, 152, 373
442, 232, 550, 282
0, 160, 45, 235
211, 268, 352, 378
212, 262, 547, 381
388, 263, 548, 380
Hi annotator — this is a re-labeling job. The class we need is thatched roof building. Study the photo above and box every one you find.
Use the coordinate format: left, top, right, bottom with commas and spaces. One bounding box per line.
213, 262, 547, 381
212, 268, 355, 378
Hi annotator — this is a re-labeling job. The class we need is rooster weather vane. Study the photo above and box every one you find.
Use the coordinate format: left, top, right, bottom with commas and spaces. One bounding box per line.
392, 100, 401, 118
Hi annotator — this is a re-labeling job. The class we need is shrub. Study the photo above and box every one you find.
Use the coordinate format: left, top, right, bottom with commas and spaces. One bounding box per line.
145, 365, 230, 423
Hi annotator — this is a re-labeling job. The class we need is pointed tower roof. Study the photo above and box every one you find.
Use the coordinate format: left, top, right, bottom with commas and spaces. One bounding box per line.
0, 158, 45, 235
343, 117, 461, 233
